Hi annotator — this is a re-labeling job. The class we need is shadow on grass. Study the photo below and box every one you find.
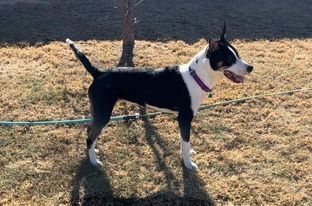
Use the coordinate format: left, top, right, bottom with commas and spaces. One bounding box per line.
70, 157, 113, 206
1, 0, 311, 45
142, 116, 215, 205
70, 115, 214, 205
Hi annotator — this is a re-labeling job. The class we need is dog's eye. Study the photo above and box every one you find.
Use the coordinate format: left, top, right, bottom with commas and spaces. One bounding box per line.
217, 61, 223, 68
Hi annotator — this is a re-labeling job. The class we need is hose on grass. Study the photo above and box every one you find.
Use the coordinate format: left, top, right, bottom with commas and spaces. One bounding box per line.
0, 88, 310, 126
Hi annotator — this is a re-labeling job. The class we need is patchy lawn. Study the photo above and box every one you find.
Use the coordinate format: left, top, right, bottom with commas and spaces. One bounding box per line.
0, 39, 311, 205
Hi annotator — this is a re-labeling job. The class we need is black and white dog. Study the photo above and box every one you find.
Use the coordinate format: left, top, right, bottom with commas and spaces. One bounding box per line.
66, 24, 253, 170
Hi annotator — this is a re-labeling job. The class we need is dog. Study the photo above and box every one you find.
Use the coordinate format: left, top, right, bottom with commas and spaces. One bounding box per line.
66, 23, 253, 170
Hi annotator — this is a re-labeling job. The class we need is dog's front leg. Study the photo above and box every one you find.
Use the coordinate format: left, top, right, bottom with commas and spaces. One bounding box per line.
178, 113, 198, 170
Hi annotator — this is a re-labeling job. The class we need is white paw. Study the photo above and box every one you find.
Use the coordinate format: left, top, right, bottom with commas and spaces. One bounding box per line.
88, 148, 102, 167
190, 149, 197, 155
90, 158, 103, 167
184, 161, 198, 171
94, 149, 99, 153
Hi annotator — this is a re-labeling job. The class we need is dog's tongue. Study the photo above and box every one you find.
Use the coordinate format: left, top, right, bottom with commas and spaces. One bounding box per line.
235, 74, 244, 83
223, 70, 244, 83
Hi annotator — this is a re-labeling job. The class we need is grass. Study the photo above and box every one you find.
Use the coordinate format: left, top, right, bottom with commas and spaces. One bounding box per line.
0, 38, 311, 205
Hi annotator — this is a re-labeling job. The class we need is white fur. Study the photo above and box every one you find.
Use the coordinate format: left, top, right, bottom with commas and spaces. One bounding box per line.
76, 41, 250, 170
178, 46, 225, 170
178, 44, 251, 170
88, 141, 102, 166
179, 47, 223, 115
66, 38, 74, 45
180, 136, 198, 170
227, 46, 250, 76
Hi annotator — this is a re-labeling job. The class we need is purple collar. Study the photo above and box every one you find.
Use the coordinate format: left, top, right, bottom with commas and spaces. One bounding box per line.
189, 67, 212, 92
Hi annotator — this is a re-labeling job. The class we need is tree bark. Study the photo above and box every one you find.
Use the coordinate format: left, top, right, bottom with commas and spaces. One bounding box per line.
116, 0, 135, 67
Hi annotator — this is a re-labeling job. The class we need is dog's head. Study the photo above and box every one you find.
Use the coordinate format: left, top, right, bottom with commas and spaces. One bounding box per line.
206, 23, 253, 83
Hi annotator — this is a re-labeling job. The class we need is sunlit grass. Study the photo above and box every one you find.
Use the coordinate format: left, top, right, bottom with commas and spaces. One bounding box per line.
0, 39, 311, 205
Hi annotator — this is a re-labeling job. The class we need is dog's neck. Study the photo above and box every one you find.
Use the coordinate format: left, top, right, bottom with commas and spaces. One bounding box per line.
187, 48, 223, 90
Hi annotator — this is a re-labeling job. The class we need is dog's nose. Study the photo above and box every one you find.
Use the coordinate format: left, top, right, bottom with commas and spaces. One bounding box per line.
247, 65, 253, 73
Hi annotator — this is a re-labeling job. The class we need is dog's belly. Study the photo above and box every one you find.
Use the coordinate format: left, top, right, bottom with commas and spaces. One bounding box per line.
146, 104, 177, 114
120, 99, 177, 114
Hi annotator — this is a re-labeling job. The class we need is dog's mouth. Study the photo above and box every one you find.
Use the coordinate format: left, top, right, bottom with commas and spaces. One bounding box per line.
223, 70, 244, 83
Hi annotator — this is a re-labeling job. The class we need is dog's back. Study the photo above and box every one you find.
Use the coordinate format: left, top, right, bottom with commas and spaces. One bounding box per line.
90, 66, 191, 112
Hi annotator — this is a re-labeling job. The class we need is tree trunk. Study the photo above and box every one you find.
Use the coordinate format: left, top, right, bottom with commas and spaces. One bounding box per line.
116, 0, 135, 67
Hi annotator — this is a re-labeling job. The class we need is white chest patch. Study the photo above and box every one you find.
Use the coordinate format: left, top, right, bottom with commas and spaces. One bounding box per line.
179, 64, 206, 115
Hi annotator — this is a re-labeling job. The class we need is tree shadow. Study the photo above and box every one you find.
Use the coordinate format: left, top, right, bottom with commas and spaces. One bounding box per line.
1, 0, 311, 45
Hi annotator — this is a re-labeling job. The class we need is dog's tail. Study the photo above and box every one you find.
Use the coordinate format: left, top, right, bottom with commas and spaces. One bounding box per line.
66, 38, 101, 78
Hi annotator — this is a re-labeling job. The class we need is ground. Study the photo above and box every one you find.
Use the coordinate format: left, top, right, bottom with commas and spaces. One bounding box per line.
0, 0, 312, 205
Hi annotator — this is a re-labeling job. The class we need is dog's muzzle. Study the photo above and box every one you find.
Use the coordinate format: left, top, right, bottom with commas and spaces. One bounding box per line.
247, 65, 253, 73
223, 70, 244, 83
223, 65, 253, 83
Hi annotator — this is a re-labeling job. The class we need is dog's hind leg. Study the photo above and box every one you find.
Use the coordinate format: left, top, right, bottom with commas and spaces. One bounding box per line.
87, 120, 108, 166
87, 101, 115, 166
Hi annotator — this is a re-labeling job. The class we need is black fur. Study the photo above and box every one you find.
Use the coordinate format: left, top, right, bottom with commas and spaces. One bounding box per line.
89, 67, 191, 111
69, 43, 102, 78
67, 22, 253, 169
206, 23, 241, 71
69, 45, 194, 150
208, 42, 236, 70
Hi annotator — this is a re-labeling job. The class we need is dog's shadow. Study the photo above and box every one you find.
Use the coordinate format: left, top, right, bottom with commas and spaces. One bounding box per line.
142, 116, 214, 205
70, 156, 113, 206
70, 116, 214, 205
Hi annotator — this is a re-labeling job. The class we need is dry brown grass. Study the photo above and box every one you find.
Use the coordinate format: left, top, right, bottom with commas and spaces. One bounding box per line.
0, 39, 311, 205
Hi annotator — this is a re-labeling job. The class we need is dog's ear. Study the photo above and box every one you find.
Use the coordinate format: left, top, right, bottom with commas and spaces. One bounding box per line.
206, 39, 219, 58
220, 22, 226, 42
